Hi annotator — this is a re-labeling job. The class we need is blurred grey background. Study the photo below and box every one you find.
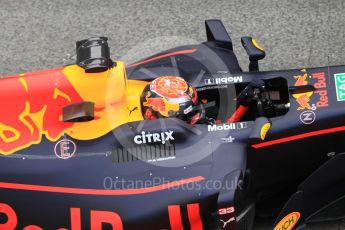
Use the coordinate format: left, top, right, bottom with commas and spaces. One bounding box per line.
0, 0, 344, 229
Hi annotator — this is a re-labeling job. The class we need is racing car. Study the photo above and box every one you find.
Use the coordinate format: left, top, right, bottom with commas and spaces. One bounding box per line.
0, 19, 344, 230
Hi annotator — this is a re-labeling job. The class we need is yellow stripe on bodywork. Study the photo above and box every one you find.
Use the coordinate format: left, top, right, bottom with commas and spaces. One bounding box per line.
252, 38, 265, 51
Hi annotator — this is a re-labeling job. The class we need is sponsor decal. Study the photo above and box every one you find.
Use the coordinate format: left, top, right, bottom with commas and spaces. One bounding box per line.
218, 206, 236, 229
54, 139, 76, 159
0, 203, 125, 230
0, 181, 206, 229
143, 92, 180, 117
168, 203, 203, 230
134, 131, 174, 144
273, 212, 300, 230
3, 202, 210, 230
0, 62, 139, 155
204, 71, 243, 85
292, 71, 313, 110
208, 122, 247, 132
334, 73, 345, 101
221, 136, 235, 143
197, 84, 228, 92
260, 123, 271, 140
312, 72, 328, 108
220, 217, 236, 229
204, 76, 243, 85
218, 206, 235, 215
0, 69, 84, 155
292, 70, 328, 110
128, 106, 138, 116
300, 110, 316, 125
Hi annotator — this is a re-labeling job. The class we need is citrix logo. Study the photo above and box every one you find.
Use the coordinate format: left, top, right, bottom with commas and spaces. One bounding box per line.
134, 131, 174, 144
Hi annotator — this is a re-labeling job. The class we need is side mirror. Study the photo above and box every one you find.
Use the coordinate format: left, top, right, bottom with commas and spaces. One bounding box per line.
241, 36, 266, 72
249, 117, 271, 143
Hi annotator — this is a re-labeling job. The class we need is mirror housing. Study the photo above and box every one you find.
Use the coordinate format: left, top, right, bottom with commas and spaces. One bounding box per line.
249, 117, 271, 143
241, 36, 265, 72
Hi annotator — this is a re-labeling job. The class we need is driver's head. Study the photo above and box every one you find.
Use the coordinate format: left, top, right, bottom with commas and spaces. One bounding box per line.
141, 76, 200, 123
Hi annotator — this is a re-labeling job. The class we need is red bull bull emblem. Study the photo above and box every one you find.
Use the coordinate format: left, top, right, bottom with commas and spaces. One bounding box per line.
292, 69, 328, 111
0, 68, 84, 155
144, 92, 166, 112
0, 61, 139, 155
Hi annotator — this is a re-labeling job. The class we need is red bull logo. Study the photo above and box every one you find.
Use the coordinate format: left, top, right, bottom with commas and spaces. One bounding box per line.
312, 72, 328, 108
143, 92, 180, 117
0, 62, 147, 155
292, 70, 328, 111
144, 93, 166, 112
0, 202, 124, 230
292, 71, 313, 110
0, 201, 203, 230
293, 93, 313, 111
294, 71, 308, 87
0, 68, 84, 154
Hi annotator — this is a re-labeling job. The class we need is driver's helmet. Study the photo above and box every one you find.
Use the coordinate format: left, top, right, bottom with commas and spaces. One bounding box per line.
141, 76, 200, 123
